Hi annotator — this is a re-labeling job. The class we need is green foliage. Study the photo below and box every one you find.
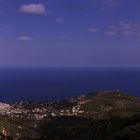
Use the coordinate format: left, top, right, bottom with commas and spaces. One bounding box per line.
38, 114, 140, 140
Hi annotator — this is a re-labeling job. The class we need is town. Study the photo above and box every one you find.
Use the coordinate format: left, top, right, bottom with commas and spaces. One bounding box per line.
0, 95, 87, 120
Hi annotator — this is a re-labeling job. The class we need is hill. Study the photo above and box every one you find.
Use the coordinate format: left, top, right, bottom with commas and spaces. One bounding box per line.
80, 90, 140, 118
0, 90, 140, 140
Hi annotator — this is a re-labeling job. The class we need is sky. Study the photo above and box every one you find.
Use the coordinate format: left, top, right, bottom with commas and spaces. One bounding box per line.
0, 0, 140, 67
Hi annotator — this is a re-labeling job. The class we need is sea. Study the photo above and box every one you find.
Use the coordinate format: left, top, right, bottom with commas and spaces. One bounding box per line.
0, 67, 140, 103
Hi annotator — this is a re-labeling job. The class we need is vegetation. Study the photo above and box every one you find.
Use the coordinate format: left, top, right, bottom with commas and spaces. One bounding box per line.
0, 91, 140, 140
38, 114, 140, 140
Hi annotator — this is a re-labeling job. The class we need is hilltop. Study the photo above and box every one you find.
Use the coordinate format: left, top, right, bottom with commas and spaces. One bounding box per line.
80, 90, 140, 118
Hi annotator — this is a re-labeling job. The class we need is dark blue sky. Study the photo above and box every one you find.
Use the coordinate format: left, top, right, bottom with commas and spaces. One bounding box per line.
0, 0, 140, 67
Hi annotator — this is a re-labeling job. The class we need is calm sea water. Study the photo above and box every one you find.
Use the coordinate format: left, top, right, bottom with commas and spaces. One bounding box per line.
0, 68, 140, 103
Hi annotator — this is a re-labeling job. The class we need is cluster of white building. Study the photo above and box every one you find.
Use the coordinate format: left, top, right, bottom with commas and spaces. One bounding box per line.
0, 97, 87, 120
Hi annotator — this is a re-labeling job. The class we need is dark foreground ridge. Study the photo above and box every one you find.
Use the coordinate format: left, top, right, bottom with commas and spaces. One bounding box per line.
0, 90, 140, 140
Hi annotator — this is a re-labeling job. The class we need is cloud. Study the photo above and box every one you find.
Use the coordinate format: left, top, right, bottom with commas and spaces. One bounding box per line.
17, 36, 32, 42
104, 30, 117, 36
109, 22, 134, 35
19, 3, 46, 15
59, 36, 68, 40
122, 30, 134, 36
56, 17, 64, 23
103, 0, 121, 9
65, 4, 88, 11
83, 22, 140, 38
65, 0, 121, 11
88, 28, 100, 32
105, 22, 140, 36
83, 27, 100, 33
